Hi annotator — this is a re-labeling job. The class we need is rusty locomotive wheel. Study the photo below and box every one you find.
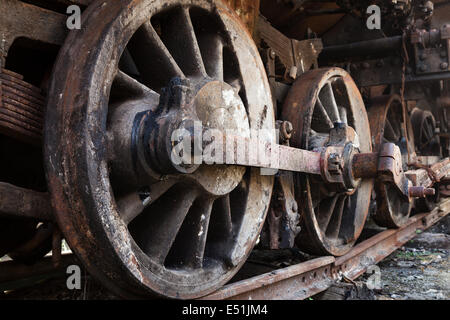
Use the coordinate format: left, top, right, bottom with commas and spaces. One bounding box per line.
411, 107, 441, 212
44, 0, 274, 298
281, 68, 373, 256
411, 107, 441, 157
369, 95, 415, 228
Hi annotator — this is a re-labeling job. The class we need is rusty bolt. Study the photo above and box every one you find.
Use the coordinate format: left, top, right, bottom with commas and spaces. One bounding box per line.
269, 49, 276, 60
289, 66, 298, 80
292, 201, 298, 213
283, 121, 293, 134
328, 153, 343, 174
409, 186, 435, 198
440, 62, 449, 70
362, 62, 370, 69
419, 64, 428, 72
280, 121, 293, 141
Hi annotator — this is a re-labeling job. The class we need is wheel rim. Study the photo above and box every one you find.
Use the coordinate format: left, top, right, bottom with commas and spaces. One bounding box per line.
281, 68, 373, 256
369, 95, 413, 228
45, 0, 274, 298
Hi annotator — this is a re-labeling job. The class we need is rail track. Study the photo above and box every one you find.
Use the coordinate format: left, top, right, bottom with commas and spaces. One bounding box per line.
203, 199, 450, 300
1, 198, 448, 299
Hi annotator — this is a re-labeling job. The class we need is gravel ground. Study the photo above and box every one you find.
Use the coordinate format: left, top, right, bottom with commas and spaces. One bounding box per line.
372, 216, 450, 300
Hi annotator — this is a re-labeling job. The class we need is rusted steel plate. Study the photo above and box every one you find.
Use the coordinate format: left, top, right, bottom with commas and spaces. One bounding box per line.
0, 106, 42, 129
3, 101, 43, 124
0, 112, 42, 135
1, 80, 44, 105
200, 256, 335, 300
0, 69, 44, 143
3, 92, 44, 115
0, 71, 43, 95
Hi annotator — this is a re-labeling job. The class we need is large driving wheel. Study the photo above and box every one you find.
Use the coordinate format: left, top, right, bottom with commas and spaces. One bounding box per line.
281, 68, 373, 256
369, 95, 415, 228
45, 0, 274, 298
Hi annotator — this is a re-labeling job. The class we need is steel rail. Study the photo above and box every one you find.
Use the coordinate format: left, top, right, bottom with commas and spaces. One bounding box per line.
200, 198, 450, 300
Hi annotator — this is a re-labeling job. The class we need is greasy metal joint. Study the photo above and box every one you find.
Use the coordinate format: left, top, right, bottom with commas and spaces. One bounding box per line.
142, 78, 200, 174
409, 186, 436, 198
377, 143, 412, 199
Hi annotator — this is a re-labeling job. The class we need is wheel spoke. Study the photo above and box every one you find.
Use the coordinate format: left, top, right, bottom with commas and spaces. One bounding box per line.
198, 34, 224, 81
133, 187, 198, 263
316, 195, 338, 232
326, 195, 346, 239
384, 118, 399, 142
425, 121, 434, 141
112, 70, 159, 101
319, 82, 341, 123
118, 179, 177, 224
127, 21, 184, 92
213, 195, 233, 238
312, 99, 334, 132
166, 197, 214, 268
160, 7, 207, 77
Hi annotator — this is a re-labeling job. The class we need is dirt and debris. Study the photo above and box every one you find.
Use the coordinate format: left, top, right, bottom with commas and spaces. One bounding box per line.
314, 215, 450, 300
325, 215, 450, 300
372, 216, 450, 300
1, 272, 119, 300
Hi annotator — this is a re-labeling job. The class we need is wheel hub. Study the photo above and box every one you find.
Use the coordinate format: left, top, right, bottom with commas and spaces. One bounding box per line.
320, 124, 362, 193
140, 77, 249, 196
